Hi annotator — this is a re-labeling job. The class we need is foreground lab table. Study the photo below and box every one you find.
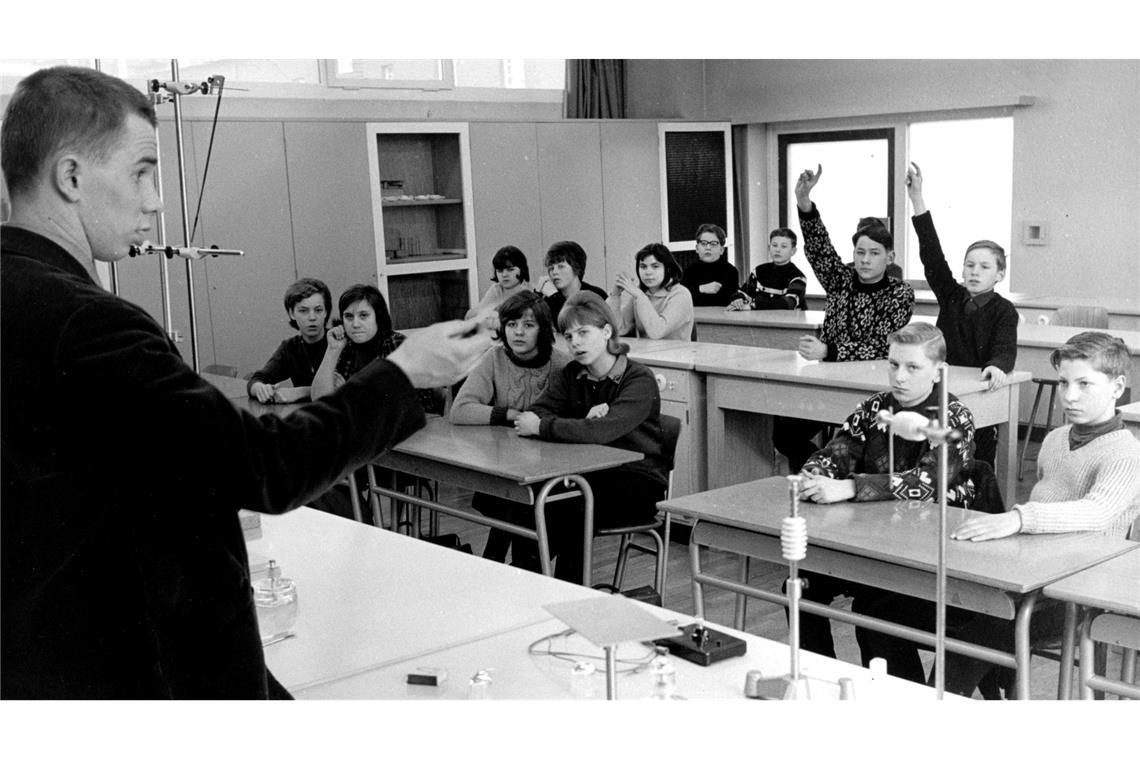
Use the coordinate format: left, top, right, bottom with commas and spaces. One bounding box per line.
259, 508, 957, 701
658, 476, 1139, 699
371, 417, 643, 586
252, 507, 604, 693
697, 349, 1030, 502
1043, 550, 1140, 699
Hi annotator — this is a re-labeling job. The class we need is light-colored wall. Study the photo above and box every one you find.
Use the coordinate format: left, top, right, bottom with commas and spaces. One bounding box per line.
627, 59, 1140, 305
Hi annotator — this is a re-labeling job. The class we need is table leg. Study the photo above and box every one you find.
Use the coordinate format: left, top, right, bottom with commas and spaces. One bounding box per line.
533, 475, 594, 586
660, 512, 672, 608
1013, 590, 1039, 700
999, 382, 1020, 505
689, 522, 705, 619
733, 556, 751, 630
1057, 601, 1077, 699
1078, 607, 1096, 700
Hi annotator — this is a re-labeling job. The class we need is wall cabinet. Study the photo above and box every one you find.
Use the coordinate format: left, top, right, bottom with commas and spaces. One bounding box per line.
366, 123, 478, 328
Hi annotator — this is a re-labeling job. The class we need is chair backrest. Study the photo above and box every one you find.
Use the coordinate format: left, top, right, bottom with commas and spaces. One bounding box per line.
1050, 306, 1110, 329
659, 414, 682, 498
963, 459, 1005, 514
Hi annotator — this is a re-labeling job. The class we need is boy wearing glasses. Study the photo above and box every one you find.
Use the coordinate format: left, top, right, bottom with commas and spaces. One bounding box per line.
681, 223, 740, 307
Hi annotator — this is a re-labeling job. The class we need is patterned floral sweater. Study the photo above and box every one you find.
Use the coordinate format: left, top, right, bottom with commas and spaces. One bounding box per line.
802, 389, 976, 505
798, 203, 915, 361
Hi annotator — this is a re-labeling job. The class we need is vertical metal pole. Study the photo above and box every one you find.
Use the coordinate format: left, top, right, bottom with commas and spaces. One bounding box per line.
788, 476, 802, 682
169, 59, 201, 371
604, 645, 617, 700
154, 118, 174, 334
934, 364, 949, 699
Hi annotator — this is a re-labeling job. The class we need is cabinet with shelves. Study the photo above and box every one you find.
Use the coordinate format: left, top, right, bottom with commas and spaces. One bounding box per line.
367, 123, 478, 329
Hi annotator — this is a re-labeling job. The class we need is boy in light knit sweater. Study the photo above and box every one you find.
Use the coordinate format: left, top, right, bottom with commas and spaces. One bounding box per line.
879, 331, 1140, 697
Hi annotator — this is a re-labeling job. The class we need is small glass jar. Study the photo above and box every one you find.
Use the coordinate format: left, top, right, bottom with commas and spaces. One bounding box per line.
253, 560, 298, 644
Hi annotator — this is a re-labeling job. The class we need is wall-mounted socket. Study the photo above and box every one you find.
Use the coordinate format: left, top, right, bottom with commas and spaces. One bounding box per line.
1022, 221, 1048, 246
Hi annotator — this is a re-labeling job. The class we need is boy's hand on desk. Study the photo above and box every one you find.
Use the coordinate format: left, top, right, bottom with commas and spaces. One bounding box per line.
389, 318, 494, 388
797, 335, 827, 361
249, 381, 275, 403
981, 366, 1007, 391
514, 411, 541, 436
798, 472, 855, 503
699, 282, 722, 294
725, 297, 749, 312
951, 510, 1022, 542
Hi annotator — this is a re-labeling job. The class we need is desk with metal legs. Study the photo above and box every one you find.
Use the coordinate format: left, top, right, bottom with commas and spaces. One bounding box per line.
697, 351, 1031, 504
659, 477, 1139, 699
370, 417, 643, 586
1044, 550, 1140, 699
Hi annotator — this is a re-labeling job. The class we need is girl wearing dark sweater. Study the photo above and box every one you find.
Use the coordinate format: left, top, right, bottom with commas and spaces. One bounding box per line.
514, 291, 667, 583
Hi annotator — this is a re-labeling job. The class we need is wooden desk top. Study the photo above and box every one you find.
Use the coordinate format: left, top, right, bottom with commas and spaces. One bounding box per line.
1121, 401, 1140, 426
694, 349, 1031, 393
378, 416, 642, 486
626, 338, 784, 371
1043, 550, 1140, 616
201, 371, 250, 399
295, 603, 957, 701
254, 506, 601, 691
1016, 323, 1140, 353
694, 306, 937, 330
659, 476, 1139, 594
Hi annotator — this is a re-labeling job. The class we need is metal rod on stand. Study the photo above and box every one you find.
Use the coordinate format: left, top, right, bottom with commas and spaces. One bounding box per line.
169, 59, 201, 372
934, 364, 950, 699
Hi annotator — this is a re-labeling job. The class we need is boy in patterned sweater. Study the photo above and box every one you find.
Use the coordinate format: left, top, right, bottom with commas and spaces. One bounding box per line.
726, 227, 808, 311
774, 164, 916, 472
793, 323, 975, 666
906, 163, 1018, 467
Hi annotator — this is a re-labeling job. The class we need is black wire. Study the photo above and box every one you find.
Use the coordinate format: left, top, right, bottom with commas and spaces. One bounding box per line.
189, 78, 225, 245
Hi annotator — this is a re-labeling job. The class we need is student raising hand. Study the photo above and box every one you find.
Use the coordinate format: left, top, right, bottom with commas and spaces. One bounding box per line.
795, 164, 823, 212
905, 162, 927, 215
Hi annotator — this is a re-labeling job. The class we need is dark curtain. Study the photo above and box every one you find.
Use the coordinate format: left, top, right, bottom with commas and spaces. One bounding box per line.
565, 60, 626, 119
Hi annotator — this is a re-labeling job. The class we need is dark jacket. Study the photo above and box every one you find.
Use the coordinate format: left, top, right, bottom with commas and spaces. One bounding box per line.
913, 211, 1018, 373
247, 334, 328, 394
1, 225, 426, 698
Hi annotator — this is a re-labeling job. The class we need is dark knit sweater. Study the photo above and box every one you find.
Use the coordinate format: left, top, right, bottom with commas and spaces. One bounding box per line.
914, 211, 1018, 372
681, 257, 740, 307
736, 261, 808, 310
247, 334, 328, 394
799, 203, 915, 361
529, 355, 667, 487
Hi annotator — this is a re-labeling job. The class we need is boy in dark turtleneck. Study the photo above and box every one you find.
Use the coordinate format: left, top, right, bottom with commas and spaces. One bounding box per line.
681, 223, 739, 307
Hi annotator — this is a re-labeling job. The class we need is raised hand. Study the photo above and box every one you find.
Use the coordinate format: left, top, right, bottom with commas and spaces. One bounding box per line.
795, 164, 823, 212
905, 162, 926, 214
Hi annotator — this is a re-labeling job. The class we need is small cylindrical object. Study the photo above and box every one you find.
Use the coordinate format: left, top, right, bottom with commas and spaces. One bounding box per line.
649, 647, 676, 700
468, 669, 493, 699
743, 669, 764, 699
570, 661, 596, 699
780, 516, 808, 561
839, 677, 856, 700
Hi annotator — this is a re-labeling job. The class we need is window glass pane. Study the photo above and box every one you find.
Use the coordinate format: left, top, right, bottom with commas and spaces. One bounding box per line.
454, 58, 565, 89
906, 117, 1014, 294
783, 137, 890, 295
332, 59, 444, 82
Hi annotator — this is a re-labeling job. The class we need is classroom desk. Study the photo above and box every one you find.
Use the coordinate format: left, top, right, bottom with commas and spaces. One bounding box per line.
252, 507, 601, 693
693, 307, 937, 350
1121, 401, 1140, 438
295, 604, 957, 701
1043, 551, 1140, 699
201, 370, 251, 400
370, 416, 643, 586
259, 506, 956, 701
658, 476, 1140, 700
697, 349, 1031, 503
